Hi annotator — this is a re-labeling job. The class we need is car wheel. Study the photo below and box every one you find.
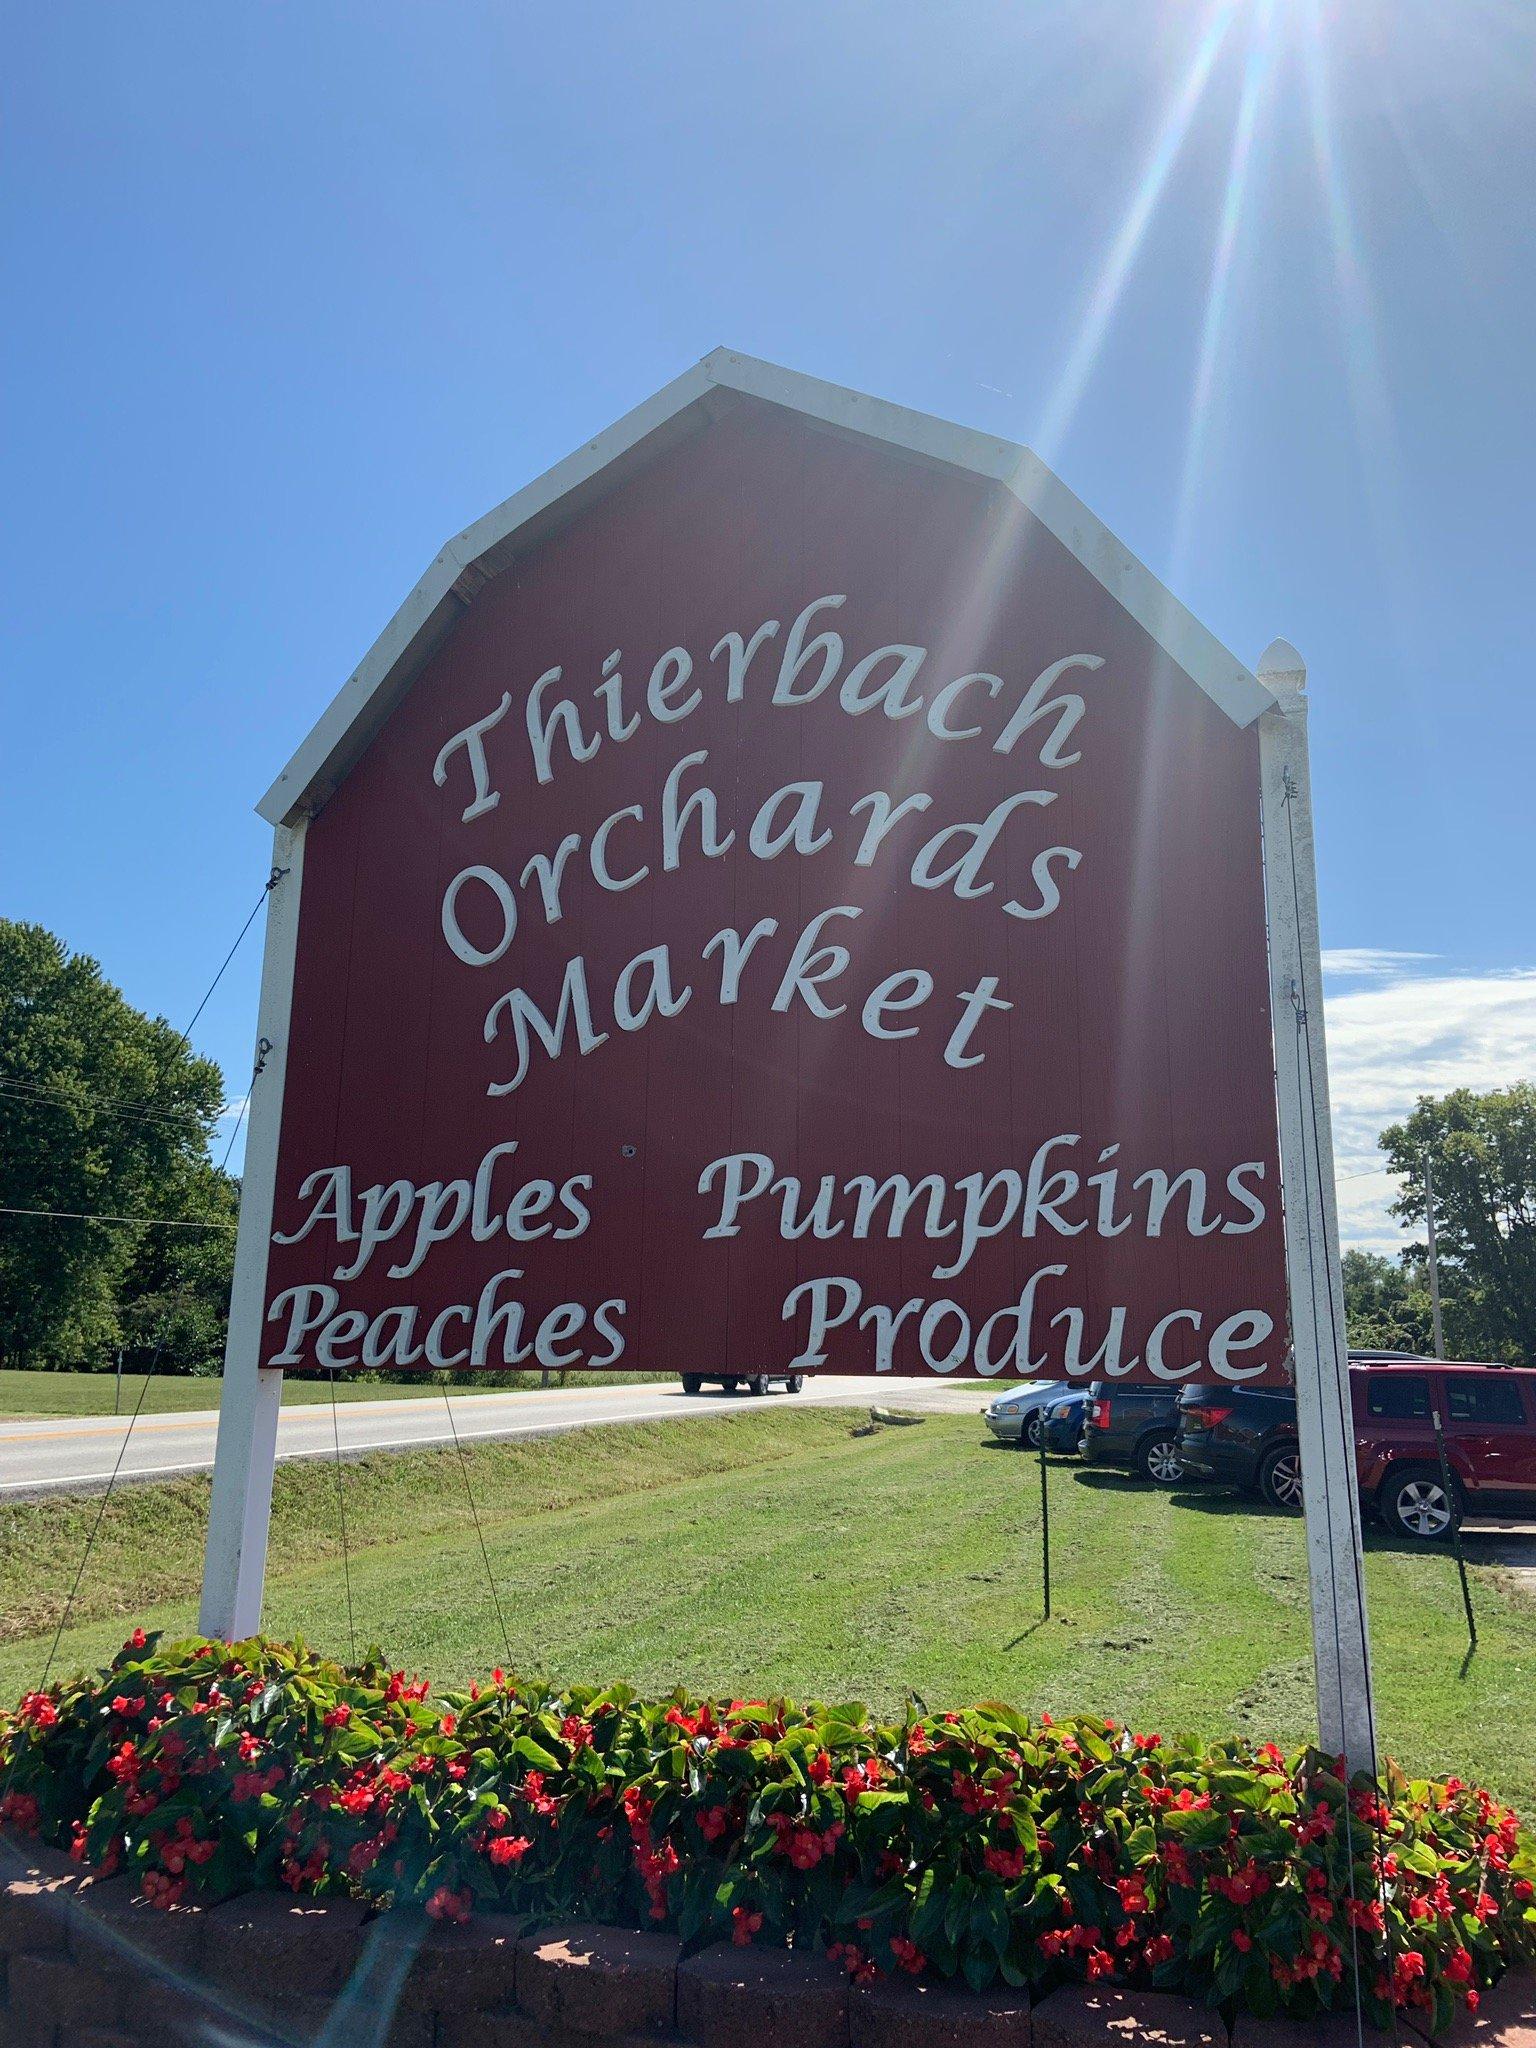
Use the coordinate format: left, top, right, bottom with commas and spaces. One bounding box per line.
681, 1374, 704, 1395
1138, 1432, 1185, 1485
1025, 1411, 1044, 1449
1258, 1441, 1304, 1513
746, 1375, 770, 1396
786, 1375, 804, 1393
1381, 1465, 1461, 1541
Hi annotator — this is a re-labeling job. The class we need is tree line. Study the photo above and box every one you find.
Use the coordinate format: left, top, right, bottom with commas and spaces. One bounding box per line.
1344, 1081, 1536, 1364
0, 921, 236, 1373
2, 918, 1533, 1374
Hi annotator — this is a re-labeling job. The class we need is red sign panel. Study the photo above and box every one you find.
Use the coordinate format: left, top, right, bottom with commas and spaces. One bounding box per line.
262, 401, 1289, 1384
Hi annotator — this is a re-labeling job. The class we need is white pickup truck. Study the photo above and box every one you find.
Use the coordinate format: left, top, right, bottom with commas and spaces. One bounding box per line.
679, 1372, 805, 1397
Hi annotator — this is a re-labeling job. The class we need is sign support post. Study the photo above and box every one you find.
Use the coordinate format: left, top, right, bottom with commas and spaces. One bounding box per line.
1256, 640, 1377, 1769
199, 825, 306, 1642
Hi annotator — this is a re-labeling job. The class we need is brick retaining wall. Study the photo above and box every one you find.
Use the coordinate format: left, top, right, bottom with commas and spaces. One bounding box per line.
3, 1843, 1532, 2048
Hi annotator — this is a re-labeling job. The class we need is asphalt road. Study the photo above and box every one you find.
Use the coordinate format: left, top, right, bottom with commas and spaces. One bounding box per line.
0, 1377, 991, 1498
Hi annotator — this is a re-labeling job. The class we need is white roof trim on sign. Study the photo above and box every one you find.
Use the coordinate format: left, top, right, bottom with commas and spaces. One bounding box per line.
258, 347, 1276, 826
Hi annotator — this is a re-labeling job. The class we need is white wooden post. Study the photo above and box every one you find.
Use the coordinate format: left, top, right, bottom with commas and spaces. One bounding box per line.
199, 823, 306, 1640
1257, 640, 1377, 1768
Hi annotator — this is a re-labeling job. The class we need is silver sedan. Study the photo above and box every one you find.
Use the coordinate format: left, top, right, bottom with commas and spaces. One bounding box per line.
982, 1379, 1064, 1447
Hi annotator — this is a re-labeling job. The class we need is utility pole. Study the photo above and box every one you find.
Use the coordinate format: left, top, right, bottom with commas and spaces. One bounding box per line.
1423, 1155, 1446, 1359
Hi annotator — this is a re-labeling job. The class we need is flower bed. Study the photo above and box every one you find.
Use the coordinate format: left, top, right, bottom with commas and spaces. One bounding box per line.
2, 1635, 1532, 2036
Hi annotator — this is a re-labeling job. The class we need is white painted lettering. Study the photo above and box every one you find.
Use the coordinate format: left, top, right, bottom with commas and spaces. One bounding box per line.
434, 694, 512, 822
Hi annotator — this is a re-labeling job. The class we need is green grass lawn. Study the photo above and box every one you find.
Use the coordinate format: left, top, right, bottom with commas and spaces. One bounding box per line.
0, 1366, 663, 1417
4, 1408, 1534, 1814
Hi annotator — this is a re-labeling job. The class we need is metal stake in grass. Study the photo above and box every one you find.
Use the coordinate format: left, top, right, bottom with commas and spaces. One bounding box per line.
1018, 1416, 1051, 1621
1040, 1420, 1053, 1619
1430, 1405, 1477, 1657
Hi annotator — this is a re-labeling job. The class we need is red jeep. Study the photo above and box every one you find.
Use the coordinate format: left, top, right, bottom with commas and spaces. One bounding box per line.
1354, 1361, 1536, 1539
1178, 1358, 1536, 1539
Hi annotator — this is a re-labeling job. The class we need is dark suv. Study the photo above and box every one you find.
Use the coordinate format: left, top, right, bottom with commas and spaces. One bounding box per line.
1176, 1383, 1306, 1509
1176, 1348, 1426, 1509
1081, 1383, 1191, 1484
1177, 1358, 1536, 1539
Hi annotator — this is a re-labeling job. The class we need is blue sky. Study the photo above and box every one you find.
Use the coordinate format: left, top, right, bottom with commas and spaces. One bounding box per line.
4, 0, 1533, 1248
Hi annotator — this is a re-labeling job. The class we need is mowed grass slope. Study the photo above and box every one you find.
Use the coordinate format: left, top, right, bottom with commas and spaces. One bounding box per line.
3, 1409, 1534, 1813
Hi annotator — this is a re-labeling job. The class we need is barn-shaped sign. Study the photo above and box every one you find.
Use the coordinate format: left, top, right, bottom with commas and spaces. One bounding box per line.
254, 350, 1291, 1388
202, 351, 1370, 1765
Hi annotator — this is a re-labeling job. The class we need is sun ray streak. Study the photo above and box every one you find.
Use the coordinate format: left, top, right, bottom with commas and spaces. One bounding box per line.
900, 0, 1244, 791
1297, 0, 1421, 682
1169, 0, 1279, 588
1033, 0, 1241, 467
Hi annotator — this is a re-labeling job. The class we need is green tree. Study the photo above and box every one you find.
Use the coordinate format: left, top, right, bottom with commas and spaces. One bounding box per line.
116, 1158, 239, 1374
1378, 1083, 1536, 1364
0, 921, 228, 1369
1340, 1247, 1436, 1356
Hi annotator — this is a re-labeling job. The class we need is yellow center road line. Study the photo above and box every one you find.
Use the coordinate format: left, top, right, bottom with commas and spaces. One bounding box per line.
0, 1417, 224, 1445
0, 1383, 981, 1453
0, 1384, 670, 1443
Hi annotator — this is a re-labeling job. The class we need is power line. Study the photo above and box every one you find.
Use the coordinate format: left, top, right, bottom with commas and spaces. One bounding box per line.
169, 868, 284, 1056
440, 1380, 514, 1676
0, 1205, 237, 1230
0, 1076, 232, 1131
328, 1373, 357, 1665
2, 869, 279, 1239
0, 866, 281, 1146
216, 1081, 253, 1175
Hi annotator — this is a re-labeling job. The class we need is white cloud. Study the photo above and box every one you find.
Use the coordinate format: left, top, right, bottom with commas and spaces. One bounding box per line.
1324, 966, 1536, 1252
1321, 947, 1436, 980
